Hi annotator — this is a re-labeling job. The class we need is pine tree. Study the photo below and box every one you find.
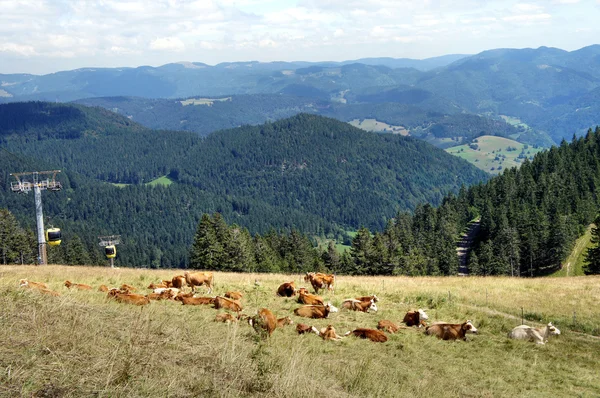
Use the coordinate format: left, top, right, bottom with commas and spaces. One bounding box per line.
321, 241, 341, 273
66, 234, 91, 265
189, 214, 223, 270
350, 227, 372, 275
584, 216, 600, 274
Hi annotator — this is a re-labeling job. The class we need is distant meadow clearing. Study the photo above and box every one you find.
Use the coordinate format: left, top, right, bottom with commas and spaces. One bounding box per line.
1, 265, 599, 397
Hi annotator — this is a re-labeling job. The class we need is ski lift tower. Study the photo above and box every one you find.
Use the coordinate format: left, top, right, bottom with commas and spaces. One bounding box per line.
98, 235, 121, 268
9, 170, 62, 265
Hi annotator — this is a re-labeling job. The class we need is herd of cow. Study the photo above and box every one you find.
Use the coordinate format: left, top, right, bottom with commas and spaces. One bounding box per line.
18, 271, 561, 345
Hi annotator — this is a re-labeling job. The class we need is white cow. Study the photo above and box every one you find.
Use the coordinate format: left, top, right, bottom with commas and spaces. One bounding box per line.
508, 322, 561, 344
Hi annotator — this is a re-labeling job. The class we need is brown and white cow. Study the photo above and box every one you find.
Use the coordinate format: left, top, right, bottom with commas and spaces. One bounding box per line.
508, 323, 561, 345
345, 328, 388, 342
213, 296, 243, 313
249, 308, 277, 337
277, 281, 296, 297
403, 309, 429, 327
184, 271, 214, 294
341, 298, 378, 312
19, 279, 48, 290
296, 323, 320, 335
64, 280, 93, 290
297, 290, 324, 306
377, 320, 401, 334
304, 272, 335, 294
355, 295, 379, 303
277, 316, 294, 328
425, 320, 478, 341
293, 302, 338, 319
225, 291, 243, 300
175, 295, 215, 305
320, 325, 344, 341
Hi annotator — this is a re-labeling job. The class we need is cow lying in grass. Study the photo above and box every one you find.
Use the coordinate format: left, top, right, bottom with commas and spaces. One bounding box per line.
508, 323, 561, 345
341, 298, 377, 312
293, 303, 338, 319
345, 328, 388, 342
403, 309, 429, 327
64, 280, 93, 290
425, 321, 478, 341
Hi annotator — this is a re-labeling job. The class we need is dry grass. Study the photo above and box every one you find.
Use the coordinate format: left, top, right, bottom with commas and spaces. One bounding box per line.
1, 266, 600, 397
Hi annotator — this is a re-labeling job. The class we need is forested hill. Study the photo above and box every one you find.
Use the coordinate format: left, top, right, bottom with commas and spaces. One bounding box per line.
176, 113, 489, 229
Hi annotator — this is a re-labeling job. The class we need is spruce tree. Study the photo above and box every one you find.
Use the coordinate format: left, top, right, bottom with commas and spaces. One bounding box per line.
584, 216, 600, 274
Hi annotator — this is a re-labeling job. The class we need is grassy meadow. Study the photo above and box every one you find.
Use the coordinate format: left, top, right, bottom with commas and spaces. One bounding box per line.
349, 119, 409, 135
445, 135, 545, 174
1, 265, 600, 397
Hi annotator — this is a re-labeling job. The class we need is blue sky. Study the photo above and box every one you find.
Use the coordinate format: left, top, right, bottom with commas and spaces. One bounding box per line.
1, 0, 599, 74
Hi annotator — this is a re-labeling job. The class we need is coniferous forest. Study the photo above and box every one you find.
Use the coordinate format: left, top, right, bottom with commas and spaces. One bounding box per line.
1, 102, 600, 275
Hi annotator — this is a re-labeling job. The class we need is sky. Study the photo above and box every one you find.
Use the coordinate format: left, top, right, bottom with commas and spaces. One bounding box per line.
1, 0, 600, 75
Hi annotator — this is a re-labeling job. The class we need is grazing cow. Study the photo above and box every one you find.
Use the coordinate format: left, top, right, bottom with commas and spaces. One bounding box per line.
120, 284, 137, 292
425, 320, 478, 341
98, 285, 109, 292
213, 296, 243, 313
377, 320, 401, 334
64, 280, 93, 290
225, 291, 243, 300
147, 282, 168, 290
277, 316, 294, 328
508, 323, 561, 345
296, 323, 320, 335
249, 308, 278, 337
19, 279, 49, 290
175, 295, 215, 305
320, 325, 344, 341
39, 288, 61, 297
341, 299, 378, 312
109, 291, 150, 306
297, 291, 324, 305
184, 271, 214, 294
215, 313, 238, 323
304, 272, 335, 294
403, 309, 429, 327
171, 275, 186, 289
277, 282, 296, 297
345, 328, 388, 342
293, 303, 338, 319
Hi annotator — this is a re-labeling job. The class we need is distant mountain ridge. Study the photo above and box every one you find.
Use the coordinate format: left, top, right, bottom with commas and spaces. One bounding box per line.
2, 45, 600, 143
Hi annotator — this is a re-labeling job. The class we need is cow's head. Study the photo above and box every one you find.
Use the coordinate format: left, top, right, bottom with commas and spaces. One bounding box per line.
326, 302, 339, 313
367, 300, 378, 312
371, 294, 379, 303
279, 316, 293, 326
19, 279, 28, 287
463, 320, 478, 334
418, 309, 429, 321
547, 322, 561, 336
303, 272, 314, 282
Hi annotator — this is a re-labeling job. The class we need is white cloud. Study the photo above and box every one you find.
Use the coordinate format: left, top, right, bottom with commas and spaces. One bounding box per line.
150, 37, 186, 52
0, 43, 37, 56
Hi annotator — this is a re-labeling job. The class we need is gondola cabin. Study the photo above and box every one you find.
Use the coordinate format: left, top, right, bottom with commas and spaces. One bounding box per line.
46, 228, 62, 246
105, 245, 116, 259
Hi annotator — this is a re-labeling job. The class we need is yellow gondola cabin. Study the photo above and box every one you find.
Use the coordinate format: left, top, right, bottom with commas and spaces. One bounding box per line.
46, 228, 62, 246
105, 245, 116, 259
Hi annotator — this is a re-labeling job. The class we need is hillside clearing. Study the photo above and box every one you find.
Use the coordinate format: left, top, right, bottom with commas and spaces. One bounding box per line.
348, 118, 409, 135
552, 224, 595, 277
2, 265, 599, 397
446, 135, 545, 174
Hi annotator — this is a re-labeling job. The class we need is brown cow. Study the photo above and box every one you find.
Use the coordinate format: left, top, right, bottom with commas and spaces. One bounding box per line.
19, 279, 48, 290
147, 282, 168, 290
249, 308, 277, 337
297, 291, 324, 305
277, 281, 296, 297
225, 291, 243, 300
296, 323, 320, 335
98, 284, 109, 292
320, 325, 344, 341
304, 272, 335, 294
425, 321, 478, 341
64, 280, 93, 290
277, 316, 294, 328
120, 284, 137, 292
377, 320, 401, 334
341, 299, 378, 312
171, 275, 186, 289
356, 295, 379, 303
403, 309, 429, 327
175, 295, 215, 305
39, 288, 61, 297
293, 303, 338, 319
213, 296, 243, 313
215, 313, 238, 323
345, 328, 388, 342
109, 291, 150, 306
184, 271, 214, 294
